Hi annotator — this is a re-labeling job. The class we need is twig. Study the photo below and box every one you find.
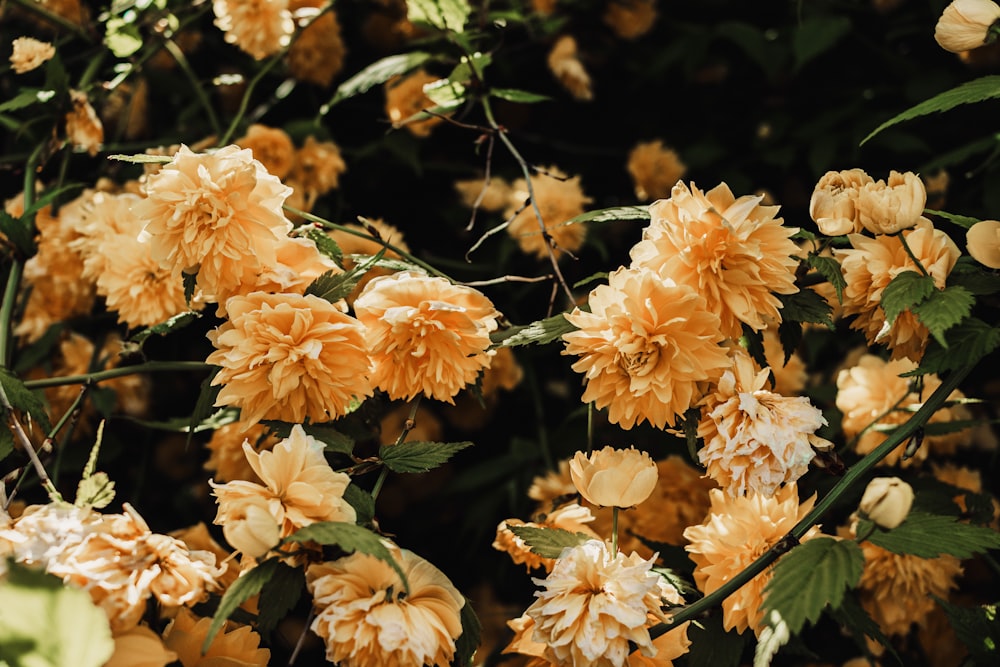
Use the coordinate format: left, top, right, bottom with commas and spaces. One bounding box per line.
0, 383, 62, 503
460, 274, 553, 286
23, 360, 211, 389
371, 397, 423, 501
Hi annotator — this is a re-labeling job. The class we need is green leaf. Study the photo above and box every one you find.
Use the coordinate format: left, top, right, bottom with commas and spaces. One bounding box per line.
454, 600, 482, 667
124, 407, 239, 434
449, 52, 491, 84
829, 592, 901, 663
204, 558, 279, 651
0, 210, 37, 258
305, 248, 386, 304
862, 76, 1000, 145
304, 227, 343, 266
911, 285, 974, 347
563, 206, 651, 226
256, 562, 303, 637
130, 311, 201, 345
904, 317, 1000, 376
864, 511, 1000, 558
761, 537, 864, 635
284, 522, 409, 592
0, 368, 52, 436
0, 89, 57, 113
183, 271, 197, 305
490, 313, 577, 348
880, 271, 936, 327
323, 52, 433, 111
343, 483, 375, 526
793, 16, 851, 71
189, 368, 222, 448
106, 153, 174, 164
379, 440, 473, 473
104, 17, 143, 57
927, 208, 980, 229
806, 254, 845, 303
490, 88, 551, 104
506, 525, 592, 559
949, 257, 1000, 295
937, 597, 1000, 660
408, 0, 470, 32
682, 612, 746, 667
779, 288, 833, 329
421, 78, 467, 109
0, 562, 114, 667
75, 472, 115, 509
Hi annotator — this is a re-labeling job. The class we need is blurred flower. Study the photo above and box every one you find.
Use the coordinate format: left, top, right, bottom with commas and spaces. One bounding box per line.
762, 327, 807, 396
697, 351, 829, 497
236, 124, 295, 180
379, 403, 442, 445
163, 607, 270, 666
494, 503, 600, 572
207, 291, 372, 425
10, 36, 55, 74
836, 218, 960, 361
528, 459, 577, 504
290, 136, 347, 198
101, 77, 148, 141
136, 145, 293, 302
684, 484, 821, 635
627, 140, 686, 201
531, 0, 559, 15
563, 266, 730, 429
630, 181, 800, 339
935, 0, 1000, 53
859, 477, 914, 529
966, 219, 1000, 268
548, 35, 593, 100
206, 422, 281, 483
506, 167, 591, 260
105, 624, 178, 667
287, 2, 346, 87
525, 539, 679, 666
603, 0, 658, 40
809, 169, 874, 236
65, 90, 103, 156
570, 446, 659, 508
455, 176, 512, 212
307, 545, 465, 667
856, 171, 926, 235
354, 271, 500, 402
213, 0, 293, 59
923, 169, 950, 210
327, 218, 409, 304
384, 69, 446, 137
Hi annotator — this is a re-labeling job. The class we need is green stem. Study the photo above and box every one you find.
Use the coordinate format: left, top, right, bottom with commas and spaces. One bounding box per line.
372, 397, 423, 502
164, 39, 221, 137
0, 262, 24, 370
23, 360, 211, 389
0, 382, 62, 503
586, 402, 594, 454
648, 363, 972, 640
898, 232, 930, 277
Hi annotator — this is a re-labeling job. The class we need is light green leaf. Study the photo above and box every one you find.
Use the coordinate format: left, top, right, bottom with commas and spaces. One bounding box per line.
204, 558, 279, 651
778, 288, 834, 329
0, 563, 114, 667
506, 525, 592, 559
761, 537, 864, 635
305, 248, 387, 303
911, 285, 974, 347
283, 522, 409, 592
0, 89, 57, 113
130, 311, 201, 345
0, 368, 53, 436
926, 208, 980, 229
379, 440, 472, 473
107, 153, 174, 164
863, 511, 1000, 558
490, 313, 577, 348
449, 52, 491, 84
793, 16, 851, 71
347, 253, 423, 274
880, 270, 936, 326
75, 472, 115, 509
806, 254, 846, 303
937, 597, 1000, 659
422, 78, 467, 109
490, 88, 551, 104
563, 206, 650, 226
256, 562, 303, 636
104, 17, 143, 57
862, 76, 1000, 145
408, 0, 470, 32
323, 52, 433, 111
903, 317, 1000, 376
754, 610, 790, 667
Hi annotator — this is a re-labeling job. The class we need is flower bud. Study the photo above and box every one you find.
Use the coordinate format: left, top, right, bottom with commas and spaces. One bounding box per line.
859, 477, 914, 530
569, 446, 658, 508
967, 219, 1000, 268
935, 0, 1000, 53
222, 497, 281, 558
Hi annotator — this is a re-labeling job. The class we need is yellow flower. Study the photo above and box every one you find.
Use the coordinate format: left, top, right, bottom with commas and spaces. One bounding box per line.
570, 446, 659, 508
935, 0, 1000, 53
306, 545, 465, 667
207, 291, 372, 425
354, 271, 500, 403
105, 624, 178, 667
603, 0, 658, 40
809, 169, 875, 236
684, 484, 821, 635
163, 607, 270, 666
384, 69, 446, 137
697, 352, 829, 497
966, 219, 1000, 268
506, 167, 591, 260
859, 477, 914, 530
563, 266, 730, 429
494, 503, 600, 572
526, 539, 680, 667
205, 421, 280, 483
10, 37, 56, 74
235, 124, 295, 180
326, 219, 409, 304
213, 0, 293, 59
65, 90, 103, 156
627, 140, 686, 201
630, 181, 800, 339
547, 35, 593, 100
287, 2, 346, 87
762, 327, 807, 396
290, 136, 347, 197
855, 171, 927, 235
136, 144, 293, 302
455, 176, 513, 212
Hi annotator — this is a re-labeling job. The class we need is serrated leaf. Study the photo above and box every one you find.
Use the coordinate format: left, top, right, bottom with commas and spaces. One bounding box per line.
284, 522, 409, 591
408, 0, 469, 32
806, 254, 846, 303
863, 76, 1000, 145
347, 253, 422, 274
104, 17, 143, 57
490, 313, 577, 348
263, 421, 354, 456
927, 208, 980, 229
864, 511, 1000, 558
777, 317, 803, 367
950, 258, 1000, 295
454, 600, 482, 667
937, 597, 1000, 660
256, 562, 303, 637
449, 52, 491, 84
490, 88, 551, 104
422, 78, 467, 109
0, 368, 53, 436
379, 440, 472, 473
912, 285, 974, 347
0, 210, 37, 257
563, 206, 650, 226
204, 558, 279, 651
0, 89, 57, 113
793, 16, 851, 71
305, 249, 386, 303
190, 368, 222, 448
324, 52, 433, 110
507, 525, 591, 559
761, 538, 864, 635
880, 271, 936, 327
343, 483, 375, 526
130, 311, 200, 345
305, 228, 343, 266
0, 563, 114, 667
779, 288, 833, 329
75, 472, 115, 509
903, 317, 1000, 376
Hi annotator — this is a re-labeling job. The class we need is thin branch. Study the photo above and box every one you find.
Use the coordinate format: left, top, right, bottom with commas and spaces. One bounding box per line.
460, 274, 553, 286
23, 360, 211, 389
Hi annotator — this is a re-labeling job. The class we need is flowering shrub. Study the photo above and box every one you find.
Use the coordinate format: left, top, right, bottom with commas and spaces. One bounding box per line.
2, 1, 1000, 666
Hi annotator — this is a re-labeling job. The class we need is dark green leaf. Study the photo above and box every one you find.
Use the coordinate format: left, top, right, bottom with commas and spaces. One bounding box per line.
880, 271, 936, 327
0, 210, 36, 257
829, 592, 902, 664
682, 612, 746, 667
204, 558, 279, 651
490, 88, 551, 104
379, 440, 473, 473
904, 317, 1000, 376
0, 368, 52, 436
343, 483, 375, 526
863, 76, 1000, 145
937, 597, 1000, 661
454, 600, 482, 667
0, 89, 57, 113
739, 325, 769, 369
506, 525, 591, 559
563, 206, 650, 226
256, 562, 303, 637
284, 522, 408, 591
949, 257, 1000, 295
183, 272, 197, 305
491, 313, 577, 348
761, 537, 864, 634
0, 430, 12, 463
408, 0, 470, 32
188, 368, 222, 448
779, 288, 833, 329
927, 208, 980, 229
324, 52, 433, 110
912, 285, 974, 347
305, 227, 343, 266
130, 311, 200, 345
864, 511, 1000, 558
806, 254, 846, 303
305, 249, 387, 304
793, 16, 851, 71
778, 318, 803, 367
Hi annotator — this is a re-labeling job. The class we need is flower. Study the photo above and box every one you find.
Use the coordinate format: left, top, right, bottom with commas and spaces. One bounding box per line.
835, 218, 960, 361
205, 421, 280, 483
627, 140, 686, 201
603, 0, 658, 40
384, 69, 446, 137
290, 136, 347, 197
506, 167, 591, 260
629, 181, 800, 339
136, 144, 293, 302
528, 459, 577, 504
163, 607, 270, 666
326, 218, 410, 303
855, 170, 927, 235
762, 327, 807, 396
809, 169, 875, 236
65, 90, 103, 156
354, 271, 500, 403
207, 291, 373, 425
494, 503, 600, 571
287, 3, 346, 87
211, 424, 357, 552
306, 545, 466, 667
525, 539, 678, 667
455, 176, 512, 212
570, 446, 659, 508
697, 351, 829, 497
935, 0, 1000, 53
235, 124, 295, 180
859, 477, 914, 529
213, 0, 293, 59
10, 36, 55, 74
105, 624, 178, 667
547, 35, 593, 100
562, 266, 730, 429
684, 484, 821, 635
966, 219, 1000, 268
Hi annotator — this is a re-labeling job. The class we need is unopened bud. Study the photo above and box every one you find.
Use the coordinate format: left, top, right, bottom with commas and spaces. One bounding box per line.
859, 477, 914, 530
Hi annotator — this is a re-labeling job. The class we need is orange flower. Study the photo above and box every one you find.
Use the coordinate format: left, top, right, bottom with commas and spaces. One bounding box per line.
966, 219, 1000, 268
207, 291, 373, 425
570, 446, 659, 507
563, 266, 730, 429
287, 2, 346, 87
506, 167, 591, 260
235, 123, 295, 180
65, 90, 103, 156
455, 176, 512, 212
105, 624, 178, 667
935, 0, 1000, 53
494, 503, 600, 572
855, 170, 926, 235
809, 169, 874, 236
684, 484, 821, 635
630, 181, 800, 339
326, 219, 409, 304
354, 272, 500, 403
205, 421, 280, 483
136, 145, 293, 302
603, 0, 658, 40
627, 140, 686, 201
163, 607, 270, 666
213, 0, 293, 59
306, 545, 465, 667
384, 69, 446, 137
10, 37, 55, 74
528, 459, 577, 504
835, 218, 960, 361
290, 136, 348, 197
547, 35, 593, 100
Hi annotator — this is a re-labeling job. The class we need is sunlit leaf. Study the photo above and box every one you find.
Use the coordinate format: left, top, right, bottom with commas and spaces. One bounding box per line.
323, 52, 433, 111
506, 525, 591, 559
408, 0, 470, 32
491, 313, 577, 348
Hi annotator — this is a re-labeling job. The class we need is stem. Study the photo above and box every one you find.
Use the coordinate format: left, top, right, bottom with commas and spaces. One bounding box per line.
164, 39, 222, 137
0, 382, 62, 503
647, 363, 973, 640
0, 262, 24, 370
898, 232, 930, 277
372, 397, 423, 502
9, 0, 96, 41
23, 360, 211, 389
587, 402, 594, 454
